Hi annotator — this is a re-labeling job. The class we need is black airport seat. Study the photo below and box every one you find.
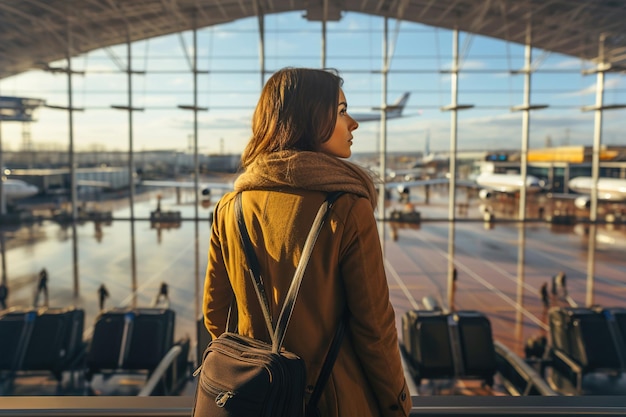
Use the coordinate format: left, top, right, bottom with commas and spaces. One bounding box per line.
20, 307, 85, 380
402, 310, 455, 382
0, 307, 85, 394
548, 306, 624, 393
454, 311, 497, 386
85, 307, 176, 378
0, 309, 36, 374
549, 307, 621, 371
401, 310, 497, 386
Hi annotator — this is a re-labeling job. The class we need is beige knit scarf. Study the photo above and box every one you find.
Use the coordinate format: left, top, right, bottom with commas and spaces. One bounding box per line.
234, 151, 379, 209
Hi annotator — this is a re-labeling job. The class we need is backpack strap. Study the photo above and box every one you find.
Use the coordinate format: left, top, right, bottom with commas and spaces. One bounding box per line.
235, 191, 346, 412
235, 192, 343, 350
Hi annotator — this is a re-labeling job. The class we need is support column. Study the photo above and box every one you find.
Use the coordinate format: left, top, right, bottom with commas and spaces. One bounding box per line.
111, 34, 145, 308
509, 24, 547, 334
440, 29, 473, 311
321, 0, 328, 68
0, 84, 4, 216
377, 18, 389, 254
510, 25, 548, 221
43, 14, 85, 299
111, 36, 145, 219
178, 24, 208, 324
178, 27, 209, 219
581, 33, 626, 307
255, 0, 265, 88
44, 52, 86, 220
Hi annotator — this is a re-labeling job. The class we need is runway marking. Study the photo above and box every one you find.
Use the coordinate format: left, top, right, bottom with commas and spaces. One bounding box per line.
384, 258, 421, 310
458, 223, 626, 289
388, 284, 430, 290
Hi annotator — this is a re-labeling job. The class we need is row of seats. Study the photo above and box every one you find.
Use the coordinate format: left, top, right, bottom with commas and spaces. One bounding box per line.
0, 307, 85, 389
401, 310, 497, 387
0, 306, 189, 395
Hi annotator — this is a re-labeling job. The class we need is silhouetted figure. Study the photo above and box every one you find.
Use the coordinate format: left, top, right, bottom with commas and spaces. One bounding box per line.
154, 281, 169, 307
94, 222, 103, 243
34, 268, 49, 307
390, 223, 399, 242
450, 268, 458, 311
540, 282, 549, 309
551, 271, 567, 299
556, 271, 567, 297
0, 282, 8, 310
399, 187, 410, 204
155, 194, 162, 213
524, 335, 547, 359
98, 284, 110, 311
538, 206, 545, 219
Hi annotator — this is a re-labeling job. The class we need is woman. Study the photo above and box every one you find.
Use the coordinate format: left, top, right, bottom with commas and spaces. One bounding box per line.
203, 67, 411, 417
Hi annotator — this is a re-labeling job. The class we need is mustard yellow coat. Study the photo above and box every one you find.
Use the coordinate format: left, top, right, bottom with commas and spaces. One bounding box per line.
204, 189, 411, 417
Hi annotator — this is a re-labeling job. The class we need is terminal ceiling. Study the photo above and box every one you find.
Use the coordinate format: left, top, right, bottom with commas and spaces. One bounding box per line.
1, 0, 625, 80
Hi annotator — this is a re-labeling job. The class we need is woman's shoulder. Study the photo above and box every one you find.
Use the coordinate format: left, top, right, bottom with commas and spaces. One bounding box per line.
332, 192, 374, 218
213, 191, 238, 214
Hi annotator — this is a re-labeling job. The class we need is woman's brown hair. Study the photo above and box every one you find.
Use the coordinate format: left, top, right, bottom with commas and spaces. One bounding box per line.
241, 67, 343, 168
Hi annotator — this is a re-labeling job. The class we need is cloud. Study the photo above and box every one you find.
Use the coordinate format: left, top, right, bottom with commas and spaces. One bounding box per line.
561, 77, 623, 97
551, 58, 586, 69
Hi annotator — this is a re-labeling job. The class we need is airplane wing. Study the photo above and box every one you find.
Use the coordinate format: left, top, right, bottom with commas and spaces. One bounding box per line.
384, 174, 543, 201
141, 179, 234, 195
385, 177, 453, 189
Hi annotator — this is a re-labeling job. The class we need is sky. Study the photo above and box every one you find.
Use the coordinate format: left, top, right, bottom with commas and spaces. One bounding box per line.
0, 11, 625, 156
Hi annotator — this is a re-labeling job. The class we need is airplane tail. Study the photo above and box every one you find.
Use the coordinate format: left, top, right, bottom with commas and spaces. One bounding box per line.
387, 92, 410, 118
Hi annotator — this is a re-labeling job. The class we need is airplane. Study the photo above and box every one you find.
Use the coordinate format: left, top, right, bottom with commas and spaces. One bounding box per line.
471, 172, 545, 200
350, 92, 411, 122
2, 179, 39, 200
566, 177, 626, 209
387, 172, 544, 201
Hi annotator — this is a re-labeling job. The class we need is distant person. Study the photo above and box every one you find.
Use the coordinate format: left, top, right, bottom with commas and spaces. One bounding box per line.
540, 282, 549, 309
94, 222, 103, 243
34, 268, 49, 307
551, 273, 558, 297
0, 282, 8, 310
154, 281, 169, 307
203, 68, 411, 416
399, 187, 410, 203
390, 222, 399, 241
451, 267, 458, 310
98, 284, 110, 311
155, 194, 162, 213
556, 271, 567, 297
